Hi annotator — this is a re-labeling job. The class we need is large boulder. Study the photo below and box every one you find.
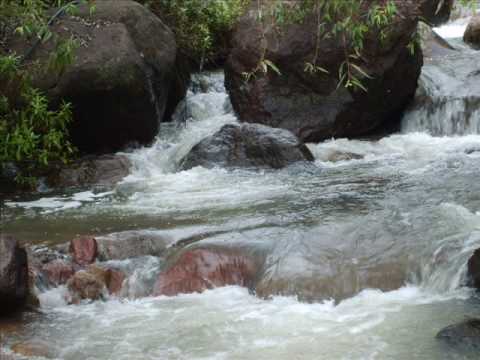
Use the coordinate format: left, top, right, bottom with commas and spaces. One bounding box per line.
8, 0, 184, 153
0, 235, 29, 314
181, 123, 314, 170
464, 15, 480, 49
153, 248, 259, 296
225, 1, 423, 143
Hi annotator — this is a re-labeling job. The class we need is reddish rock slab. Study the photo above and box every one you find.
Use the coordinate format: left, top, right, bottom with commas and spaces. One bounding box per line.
153, 248, 257, 296
41, 259, 75, 286
70, 236, 98, 266
106, 268, 126, 295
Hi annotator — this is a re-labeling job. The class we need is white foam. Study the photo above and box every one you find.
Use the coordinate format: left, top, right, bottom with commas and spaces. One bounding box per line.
30, 285, 470, 360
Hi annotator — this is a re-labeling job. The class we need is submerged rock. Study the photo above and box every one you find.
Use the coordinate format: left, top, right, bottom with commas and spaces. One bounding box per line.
11, 339, 55, 358
464, 15, 480, 49
153, 248, 258, 296
95, 231, 172, 261
225, 1, 422, 142
255, 258, 411, 303
7, 0, 184, 153
436, 319, 480, 348
70, 236, 98, 266
0, 235, 29, 315
48, 154, 131, 188
181, 123, 314, 170
326, 151, 364, 162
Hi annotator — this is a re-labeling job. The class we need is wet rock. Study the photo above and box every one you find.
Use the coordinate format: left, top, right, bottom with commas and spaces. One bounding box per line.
106, 268, 126, 295
153, 248, 258, 296
11, 339, 54, 358
181, 123, 314, 170
225, 1, 422, 143
67, 270, 105, 303
48, 154, 131, 188
96, 231, 172, 261
436, 319, 480, 348
66, 265, 125, 302
255, 260, 410, 303
86, 265, 125, 296
418, 22, 456, 59
420, 0, 454, 26
0, 235, 29, 315
467, 248, 480, 289
70, 236, 97, 266
41, 259, 75, 286
7, 0, 184, 153
326, 151, 364, 162
464, 15, 480, 49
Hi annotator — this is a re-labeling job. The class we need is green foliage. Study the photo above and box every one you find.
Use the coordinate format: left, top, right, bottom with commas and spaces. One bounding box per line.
0, 55, 75, 186
138, 0, 248, 65
243, 0, 399, 92
0, 0, 82, 187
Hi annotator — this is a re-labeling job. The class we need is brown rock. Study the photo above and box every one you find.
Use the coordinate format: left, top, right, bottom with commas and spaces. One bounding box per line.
153, 248, 257, 296
67, 270, 105, 303
86, 265, 125, 295
464, 15, 480, 49
70, 236, 97, 266
41, 259, 75, 285
66, 265, 125, 303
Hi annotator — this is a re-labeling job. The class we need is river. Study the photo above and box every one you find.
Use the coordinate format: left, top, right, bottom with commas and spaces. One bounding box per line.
2, 18, 480, 360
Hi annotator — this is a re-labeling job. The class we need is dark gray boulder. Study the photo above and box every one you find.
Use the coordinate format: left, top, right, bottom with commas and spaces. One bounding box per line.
225, 1, 423, 143
0, 235, 29, 315
8, 0, 184, 153
181, 123, 314, 170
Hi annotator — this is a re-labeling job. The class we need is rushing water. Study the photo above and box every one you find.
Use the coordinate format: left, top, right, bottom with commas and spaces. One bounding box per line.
3, 19, 480, 360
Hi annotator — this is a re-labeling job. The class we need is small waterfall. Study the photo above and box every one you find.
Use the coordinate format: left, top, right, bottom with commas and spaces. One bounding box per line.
402, 19, 480, 136
125, 72, 238, 176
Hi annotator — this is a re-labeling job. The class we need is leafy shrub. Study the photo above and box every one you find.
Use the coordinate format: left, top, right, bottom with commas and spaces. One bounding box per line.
0, 0, 82, 187
138, 0, 248, 66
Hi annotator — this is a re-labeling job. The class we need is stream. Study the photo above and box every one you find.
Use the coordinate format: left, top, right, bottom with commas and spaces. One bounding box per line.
2, 18, 480, 360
